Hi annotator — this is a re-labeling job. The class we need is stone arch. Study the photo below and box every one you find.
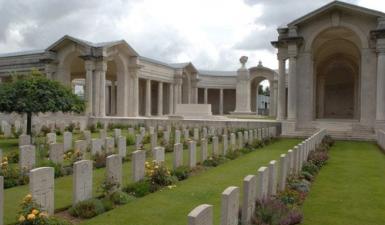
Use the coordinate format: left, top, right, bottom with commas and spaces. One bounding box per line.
305, 21, 367, 52
249, 65, 277, 115
312, 26, 361, 119
56, 44, 88, 86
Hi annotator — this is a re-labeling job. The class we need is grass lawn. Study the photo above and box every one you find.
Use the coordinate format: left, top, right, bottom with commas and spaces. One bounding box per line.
79, 138, 300, 225
302, 141, 385, 225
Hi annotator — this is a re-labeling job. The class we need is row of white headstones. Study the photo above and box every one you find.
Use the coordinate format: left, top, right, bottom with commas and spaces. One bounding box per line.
187, 129, 327, 225
0, 125, 277, 225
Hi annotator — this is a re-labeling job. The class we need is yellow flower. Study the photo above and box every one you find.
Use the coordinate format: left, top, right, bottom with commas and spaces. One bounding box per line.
18, 215, 25, 222
39, 212, 48, 218
24, 194, 32, 202
27, 213, 36, 220
154, 165, 159, 169
32, 209, 39, 215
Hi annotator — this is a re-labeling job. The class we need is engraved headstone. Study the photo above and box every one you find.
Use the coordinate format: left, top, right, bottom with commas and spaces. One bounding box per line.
73, 160, 93, 205
212, 136, 219, 155
46, 133, 56, 144
241, 175, 257, 225
220, 186, 239, 225
257, 167, 269, 200
114, 129, 121, 142
91, 139, 102, 155
222, 134, 228, 155
153, 146, 165, 163
194, 128, 199, 141
267, 160, 278, 196
173, 143, 183, 169
118, 136, 127, 158
278, 154, 288, 192
83, 130, 91, 146
188, 204, 213, 225
135, 134, 143, 149
74, 140, 87, 154
20, 145, 36, 171
175, 130, 181, 144
19, 134, 31, 147
106, 154, 122, 190
63, 131, 72, 151
29, 167, 54, 215
230, 133, 236, 150
49, 143, 64, 164
200, 138, 208, 162
105, 137, 115, 154
132, 150, 146, 182
188, 141, 196, 168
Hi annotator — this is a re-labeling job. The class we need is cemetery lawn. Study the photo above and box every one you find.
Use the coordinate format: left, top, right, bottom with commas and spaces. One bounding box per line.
80, 138, 300, 225
302, 141, 385, 225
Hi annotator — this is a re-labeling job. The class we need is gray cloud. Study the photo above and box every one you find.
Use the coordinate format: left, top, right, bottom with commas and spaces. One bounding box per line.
236, 0, 358, 51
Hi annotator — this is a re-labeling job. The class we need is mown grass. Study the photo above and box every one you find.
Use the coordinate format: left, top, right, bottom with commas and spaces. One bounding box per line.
79, 138, 300, 225
302, 141, 385, 225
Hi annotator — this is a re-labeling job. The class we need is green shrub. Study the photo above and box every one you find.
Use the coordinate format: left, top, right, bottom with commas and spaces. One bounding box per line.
301, 171, 314, 182
123, 180, 151, 197
65, 122, 76, 132
142, 134, 151, 144
7, 151, 19, 163
145, 161, 177, 188
110, 190, 134, 205
69, 199, 105, 218
225, 150, 241, 160
301, 161, 319, 175
251, 139, 264, 149
172, 166, 190, 181
126, 134, 135, 145
277, 188, 306, 206
101, 198, 114, 211
40, 125, 51, 136
240, 146, 253, 154
0, 161, 29, 188
308, 151, 329, 168
203, 155, 226, 167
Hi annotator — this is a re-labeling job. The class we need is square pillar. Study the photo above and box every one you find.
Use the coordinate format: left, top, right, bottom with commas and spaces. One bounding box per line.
204, 88, 208, 104
95, 61, 107, 117
145, 79, 152, 117
219, 88, 224, 115
169, 83, 174, 115
84, 60, 94, 116
158, 82, 163, 116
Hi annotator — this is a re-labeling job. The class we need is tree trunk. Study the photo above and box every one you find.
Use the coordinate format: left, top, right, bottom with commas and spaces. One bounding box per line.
27, 112, 32, 136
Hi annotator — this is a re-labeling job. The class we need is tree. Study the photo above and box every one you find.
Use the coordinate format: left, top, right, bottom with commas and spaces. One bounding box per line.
0, 70, 85, 135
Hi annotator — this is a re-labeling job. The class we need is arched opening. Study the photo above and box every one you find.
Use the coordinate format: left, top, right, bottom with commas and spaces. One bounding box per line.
313, 27, 361, 120
251, 77, 271, 116
69, 55, 86, 100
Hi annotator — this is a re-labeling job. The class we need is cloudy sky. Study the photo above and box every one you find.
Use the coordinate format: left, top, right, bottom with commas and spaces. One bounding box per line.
0, 0, 383, 70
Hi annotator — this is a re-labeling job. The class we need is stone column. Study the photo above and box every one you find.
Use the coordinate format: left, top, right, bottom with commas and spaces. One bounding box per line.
269, 80, 277, 117
145, 79, 151, 117
318, 76, 325, 118
84, 60, 94, 116
233, 56, 252, 114
204, 88, 208, 104
158, 82, 163, 116
376, 37, 385, 121
277, 57, 286, 120
219, 88, 224, 115
111, 81, 116, 115
169, 83, 174, 115
287, 45, 297, 120
95, 60, 107, 117
187, 76, 191, 104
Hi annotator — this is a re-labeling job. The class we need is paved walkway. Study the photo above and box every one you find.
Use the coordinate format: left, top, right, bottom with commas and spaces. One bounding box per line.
302, 141, 385, 225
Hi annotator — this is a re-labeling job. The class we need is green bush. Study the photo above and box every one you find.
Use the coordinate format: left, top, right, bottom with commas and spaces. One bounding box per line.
301, 171, 314, 182
142, 134, 151, 144
301, 161, 319, 175
277, 188, 306, 206
110, 190, 135, 205
126, 134, 135, 145
101, 198, 114, 211
123, 180, 152, 197
203, 156, 226, 167
172, 166, 190, 181
7, 151, 19, 163
225, 150, 241, 160
251, 139, 264, 149
69, 199, 105, 219
92, 152, 107, 169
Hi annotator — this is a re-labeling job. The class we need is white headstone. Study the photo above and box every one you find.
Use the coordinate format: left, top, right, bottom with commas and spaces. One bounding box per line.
63, 131, 72, 151
19, 134, 31, 147
188, 141, 196, 168
118, 136, 127, 158
257, 166, 269, 200
128, 127, 135, 136
29, 167, 54, 215
114, 129, 121, 142
241, 175, 257, 225
83, 130, 91, 146
175, 130, 181, 144
150, 133, 157, 151
2, 122, 11, 138
220, 186, 239, 225
73, 160, 93, 205
230, 133, 236, 150
212, 136, 219, 155
132, 150, 146, 182
106, 154, 122, 190
105, 137, 115, 154
188, 204, 213, 225
278, 154, 288, 192
200, 138, 208, 162
46, 133, 56, 144
49, 143, 63, 164
267, 160, 278, 196
184, 129, 190, 140
20, 145, 36, 171
202, 127, 208, 138
287, 149, 294, 175
244, 131, 249, 145
91, 139, 102, 155
163, 130, 170, 145
194, 128, 199, 141
153, 146, 165, 163
237, 132, 243, 149
173, 143, 183, 169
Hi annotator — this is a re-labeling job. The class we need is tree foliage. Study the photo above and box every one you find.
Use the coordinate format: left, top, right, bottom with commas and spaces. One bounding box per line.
0, 70, 84, 114
0, 70, 85, 135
